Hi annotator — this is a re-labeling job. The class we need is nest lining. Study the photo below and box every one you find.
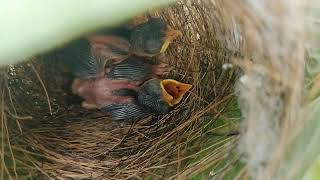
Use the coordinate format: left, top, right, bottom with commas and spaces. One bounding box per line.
1, 1, 241, 179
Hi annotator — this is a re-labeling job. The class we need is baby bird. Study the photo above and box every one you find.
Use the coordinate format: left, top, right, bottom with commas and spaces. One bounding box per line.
71, 57, 172, 110
90, 17, 182, 58
68, 54, 191, 121
61, 17, 181, 78
129, 17, 182, 56
61, 37, 133, 79
100, 58, 192, 120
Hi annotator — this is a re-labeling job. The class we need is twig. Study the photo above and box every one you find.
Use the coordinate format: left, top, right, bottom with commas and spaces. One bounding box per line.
30, 64, 52, 115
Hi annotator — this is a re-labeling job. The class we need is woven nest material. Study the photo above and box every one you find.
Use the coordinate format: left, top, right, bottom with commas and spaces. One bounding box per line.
1, 1, 241, 179
1, 0, 306, 179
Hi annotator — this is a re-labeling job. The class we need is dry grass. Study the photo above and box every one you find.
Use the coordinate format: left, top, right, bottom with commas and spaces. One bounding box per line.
1, 0, 306, 179
0, 1, 241, 179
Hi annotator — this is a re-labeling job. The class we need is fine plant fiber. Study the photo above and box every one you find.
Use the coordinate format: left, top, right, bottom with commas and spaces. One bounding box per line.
220, 0, 305, 179
0, 1, 240, 179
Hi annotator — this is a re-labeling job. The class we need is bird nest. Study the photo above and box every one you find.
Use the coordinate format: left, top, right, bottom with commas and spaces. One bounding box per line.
1, 1, 239, 179
2, 0, 305, 179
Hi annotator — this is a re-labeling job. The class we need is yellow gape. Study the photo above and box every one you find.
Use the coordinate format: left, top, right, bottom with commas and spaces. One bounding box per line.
160, 27, 182, 53
160, 79, 192, 106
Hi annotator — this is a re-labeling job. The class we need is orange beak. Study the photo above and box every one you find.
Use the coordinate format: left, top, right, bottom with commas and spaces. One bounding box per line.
160, 27, 182, 53
160, 79, 192, 106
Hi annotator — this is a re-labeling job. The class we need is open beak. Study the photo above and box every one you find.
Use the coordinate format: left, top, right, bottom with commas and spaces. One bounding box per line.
160, 27, 182, 53
160, 79, 192, 106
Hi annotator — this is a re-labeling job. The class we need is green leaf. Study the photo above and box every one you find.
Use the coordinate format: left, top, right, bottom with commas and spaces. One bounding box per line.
282, 97, 320, 179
